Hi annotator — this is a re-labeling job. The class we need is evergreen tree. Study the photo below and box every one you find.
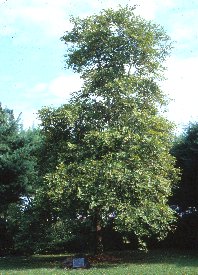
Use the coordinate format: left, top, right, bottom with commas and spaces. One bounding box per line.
0, 104, 41, 253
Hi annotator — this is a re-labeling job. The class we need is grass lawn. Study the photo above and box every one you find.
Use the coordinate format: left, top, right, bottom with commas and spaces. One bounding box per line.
0, 249, 197, 275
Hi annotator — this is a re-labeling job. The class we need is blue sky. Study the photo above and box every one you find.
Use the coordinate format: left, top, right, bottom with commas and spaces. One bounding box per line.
0, 0, 198, 133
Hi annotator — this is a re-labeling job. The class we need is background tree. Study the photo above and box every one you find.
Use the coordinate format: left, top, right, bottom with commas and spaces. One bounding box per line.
159, 122, 198, 249
39, 6, 179, 252
171, 122, 198, 209
0, 103, 41, 254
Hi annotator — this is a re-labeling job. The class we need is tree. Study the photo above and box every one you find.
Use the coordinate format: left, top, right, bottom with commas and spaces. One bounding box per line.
159, 122, 198, 249
171, 122, 198, 209
39, 6, 179, 252
0, 105, 42, 210
0, 104, 41, 253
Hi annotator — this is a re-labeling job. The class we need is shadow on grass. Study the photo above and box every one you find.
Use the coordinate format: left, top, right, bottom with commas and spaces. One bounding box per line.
0, 254, 66, 270
0, 249, 197, 271
92, 249, 198, 269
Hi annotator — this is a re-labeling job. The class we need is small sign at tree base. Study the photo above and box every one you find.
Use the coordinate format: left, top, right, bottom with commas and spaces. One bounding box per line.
72, 257, 90, 269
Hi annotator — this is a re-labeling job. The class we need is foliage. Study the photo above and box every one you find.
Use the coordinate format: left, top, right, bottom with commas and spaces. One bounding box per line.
38, 6, 179, 252
62, 5, 172, 80
0, 103, 42, 254
5, 201, 77, 254
0, 104, 41, 210
171, 122, 198, 209
167, 122, 198, 249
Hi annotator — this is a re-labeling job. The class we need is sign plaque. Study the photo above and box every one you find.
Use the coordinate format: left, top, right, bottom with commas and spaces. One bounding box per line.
72, 258, 87, 268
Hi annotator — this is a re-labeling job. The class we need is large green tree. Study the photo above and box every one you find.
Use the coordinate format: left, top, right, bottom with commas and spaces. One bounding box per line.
39, 6, 179, 252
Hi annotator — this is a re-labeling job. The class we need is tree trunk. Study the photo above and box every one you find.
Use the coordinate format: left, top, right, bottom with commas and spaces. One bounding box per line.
93, 210, 103, 254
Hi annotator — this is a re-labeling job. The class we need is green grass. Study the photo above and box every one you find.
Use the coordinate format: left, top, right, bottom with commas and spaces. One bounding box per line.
0, 249, 197, 275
